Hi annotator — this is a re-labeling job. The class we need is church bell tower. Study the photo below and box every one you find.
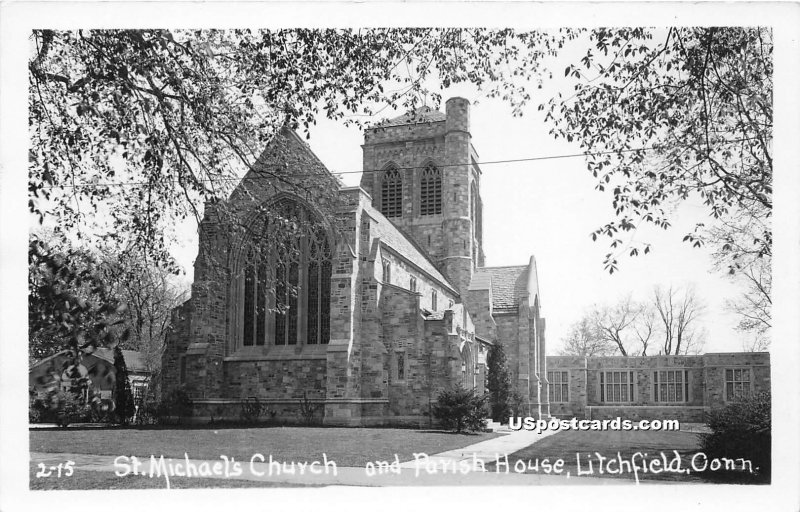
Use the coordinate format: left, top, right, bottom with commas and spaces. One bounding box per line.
360, 97, 485, 299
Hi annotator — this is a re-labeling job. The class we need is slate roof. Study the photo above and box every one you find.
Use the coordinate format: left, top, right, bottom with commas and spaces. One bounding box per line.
377, 106, 446, 128
424, 310, 446, 321
481, 265, 529, 313
363, 203, 458, 294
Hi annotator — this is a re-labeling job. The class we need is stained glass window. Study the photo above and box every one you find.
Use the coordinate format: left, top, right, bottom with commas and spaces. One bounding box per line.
381, 167, 402, 218
240, 200, 332, 348
420, 163, 442, 216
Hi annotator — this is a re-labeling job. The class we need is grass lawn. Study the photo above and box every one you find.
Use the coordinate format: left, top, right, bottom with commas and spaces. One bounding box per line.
29, 463, 300, 490
489, 430, 767, 484
31, 426, 498, 467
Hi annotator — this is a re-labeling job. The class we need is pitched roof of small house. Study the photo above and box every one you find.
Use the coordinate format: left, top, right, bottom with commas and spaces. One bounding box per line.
92, 348, 149, 373
29, 348, 149, 374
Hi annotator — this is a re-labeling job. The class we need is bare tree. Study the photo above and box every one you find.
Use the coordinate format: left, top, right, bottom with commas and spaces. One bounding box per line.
632, 303, 658, 356
705, 206, 771, 351
591, 296, 640, 356
727, 256, 771, 351
100, 248, 188, 372
652, 285, 706, 355
559, 317, 616, 357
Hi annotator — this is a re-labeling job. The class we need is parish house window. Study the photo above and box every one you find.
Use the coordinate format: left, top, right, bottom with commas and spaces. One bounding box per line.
380, 167, 403, 218
653, 369, 689, 403
600, 370, 635, 403
548, 370, 569, 403
725, 368, 751, 401
420, 163, 442, 215
239, 200, 332, 348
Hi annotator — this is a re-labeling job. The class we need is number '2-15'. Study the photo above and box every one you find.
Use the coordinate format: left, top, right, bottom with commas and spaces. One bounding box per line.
36, 461, 75, 478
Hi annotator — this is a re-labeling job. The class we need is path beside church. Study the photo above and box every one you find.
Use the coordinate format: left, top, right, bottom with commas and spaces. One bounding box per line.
30, 427, 686, 487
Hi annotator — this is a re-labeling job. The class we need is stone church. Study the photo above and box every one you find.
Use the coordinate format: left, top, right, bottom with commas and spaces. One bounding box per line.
161, 97, 549, 426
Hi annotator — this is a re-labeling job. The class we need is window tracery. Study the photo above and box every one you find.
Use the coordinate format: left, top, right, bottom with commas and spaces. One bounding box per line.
380, 167, 403, 218
420, 163, 442, 216
238, 200, 332, 348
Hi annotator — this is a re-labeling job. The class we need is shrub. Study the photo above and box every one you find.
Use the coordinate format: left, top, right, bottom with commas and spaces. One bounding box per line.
29, 402, 43, 423
53, 391, 91, 427
486, 344, 512, 422
155, 387, 193, 425
508, 391, 525, 417
433, 386, 487, 433
240, 397, 277, 425
701, 391, 771, 480
298, 391, 322, 426
134, 397, 161, 425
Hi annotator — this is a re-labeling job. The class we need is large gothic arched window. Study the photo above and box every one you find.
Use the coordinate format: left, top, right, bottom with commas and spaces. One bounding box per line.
420, 163, 442, 216
238, 200, 332, 348
380, 166, 403, 218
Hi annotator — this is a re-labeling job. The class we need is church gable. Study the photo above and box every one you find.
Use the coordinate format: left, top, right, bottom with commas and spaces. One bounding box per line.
227, 127, 341, 212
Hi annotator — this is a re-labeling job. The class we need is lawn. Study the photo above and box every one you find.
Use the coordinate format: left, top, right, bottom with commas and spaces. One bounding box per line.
490, 429, 767, 484
31, 426, 498, 467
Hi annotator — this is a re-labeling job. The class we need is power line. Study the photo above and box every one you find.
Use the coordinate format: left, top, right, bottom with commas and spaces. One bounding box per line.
39, 136, 760, 190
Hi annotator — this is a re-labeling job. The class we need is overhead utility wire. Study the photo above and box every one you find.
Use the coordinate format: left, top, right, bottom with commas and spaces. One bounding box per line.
41, 136, 760, 190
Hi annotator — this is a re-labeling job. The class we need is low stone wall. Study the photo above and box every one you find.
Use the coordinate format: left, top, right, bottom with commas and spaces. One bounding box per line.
189, 399, 326, 426
183, 398, 433, 427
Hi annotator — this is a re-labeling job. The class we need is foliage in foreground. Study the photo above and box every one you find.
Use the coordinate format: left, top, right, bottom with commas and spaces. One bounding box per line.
701, 391, 771, 481
29, 389, 98, 427
30, 28, 770, 277
433, 386, 487, 433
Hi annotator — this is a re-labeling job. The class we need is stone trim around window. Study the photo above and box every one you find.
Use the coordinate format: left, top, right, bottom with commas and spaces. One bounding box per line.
380, 166, 403, 218
392, 350, 407, 383
547, 370, 569, 403
419, 163, 442, 216
598, 369, 637, 404
652, 369, 691, 403
724, 367, 752, 402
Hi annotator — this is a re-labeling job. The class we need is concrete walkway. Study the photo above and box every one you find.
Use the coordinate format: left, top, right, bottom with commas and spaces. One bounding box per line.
30, 427, 685, 487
